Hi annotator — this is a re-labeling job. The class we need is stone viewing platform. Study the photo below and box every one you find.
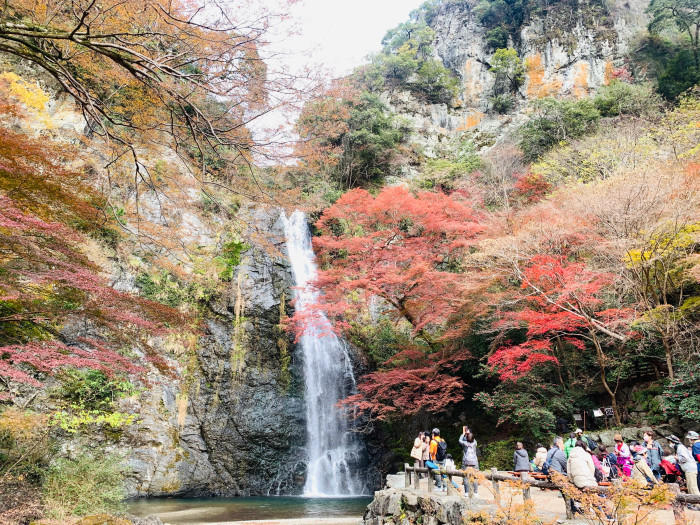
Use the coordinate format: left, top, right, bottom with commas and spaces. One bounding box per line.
361, 471, 700, 525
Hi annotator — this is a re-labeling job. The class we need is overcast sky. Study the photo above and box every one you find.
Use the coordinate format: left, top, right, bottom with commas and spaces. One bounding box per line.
281, 0, 426, 76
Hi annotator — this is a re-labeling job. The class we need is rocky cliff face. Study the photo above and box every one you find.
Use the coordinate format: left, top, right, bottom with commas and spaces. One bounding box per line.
120, 209, 307, 497
386, 0, 650, 156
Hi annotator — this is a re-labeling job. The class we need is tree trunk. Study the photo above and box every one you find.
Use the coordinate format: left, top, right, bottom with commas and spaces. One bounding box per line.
662, 336, 675, 381
554, 336, 567, 387
590, 330, 622, 426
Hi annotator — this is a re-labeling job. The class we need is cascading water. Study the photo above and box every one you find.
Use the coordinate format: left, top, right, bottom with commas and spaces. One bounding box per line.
282, 210, 365, 497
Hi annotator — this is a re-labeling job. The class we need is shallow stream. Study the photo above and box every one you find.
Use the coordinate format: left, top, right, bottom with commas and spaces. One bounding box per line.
128, 496, 371, 523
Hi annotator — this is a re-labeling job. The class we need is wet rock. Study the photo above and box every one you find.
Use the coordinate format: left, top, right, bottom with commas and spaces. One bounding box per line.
118, 207, 307, 496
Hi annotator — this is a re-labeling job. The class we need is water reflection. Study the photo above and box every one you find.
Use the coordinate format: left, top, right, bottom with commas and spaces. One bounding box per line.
128, 496, 371, 523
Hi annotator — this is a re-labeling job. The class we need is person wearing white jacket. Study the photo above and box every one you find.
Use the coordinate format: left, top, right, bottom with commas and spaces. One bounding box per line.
567, 441, 598, 489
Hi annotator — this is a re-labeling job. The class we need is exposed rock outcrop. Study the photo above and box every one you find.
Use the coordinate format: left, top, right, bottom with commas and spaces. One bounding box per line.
121, 208, 307, 497
386, 0, 650, 157
363, 488, 472, 525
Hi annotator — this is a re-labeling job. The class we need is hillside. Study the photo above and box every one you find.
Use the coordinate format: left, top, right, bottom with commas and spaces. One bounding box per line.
0, 0, 699, 523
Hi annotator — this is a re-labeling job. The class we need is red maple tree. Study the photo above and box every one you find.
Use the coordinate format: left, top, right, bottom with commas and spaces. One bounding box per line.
309, 186, 486, 421
0, 127, 186, 394
489, 254, 633, 425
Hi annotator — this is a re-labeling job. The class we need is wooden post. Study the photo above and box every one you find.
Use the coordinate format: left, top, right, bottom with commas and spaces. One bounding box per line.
563, 491, 574, 520
491, 467, 500, 506
669, 483, 686, 524
413, 464, 419, 489
520, 471, 531, 501
427, 468, 432, 493
405, 463, 411, 489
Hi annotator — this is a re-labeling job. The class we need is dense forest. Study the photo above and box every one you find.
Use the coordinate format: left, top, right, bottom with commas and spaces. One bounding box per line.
0, 0, 698, 522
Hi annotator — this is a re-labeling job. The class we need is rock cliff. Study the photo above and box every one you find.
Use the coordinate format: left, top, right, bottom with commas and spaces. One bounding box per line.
386, 0, 650, 156
120, 209, 307, 497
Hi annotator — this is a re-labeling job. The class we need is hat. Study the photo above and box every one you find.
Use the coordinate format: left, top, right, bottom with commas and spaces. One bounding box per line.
686, 431, 699, 440
667, 434, 681, 444
575, 428, 583, 434
613, 433, 623, 442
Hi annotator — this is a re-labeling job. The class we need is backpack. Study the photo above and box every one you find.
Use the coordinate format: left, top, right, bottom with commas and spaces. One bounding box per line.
585, 436, 597, 451
436, 439, 448, 462
593, 464, 604, 482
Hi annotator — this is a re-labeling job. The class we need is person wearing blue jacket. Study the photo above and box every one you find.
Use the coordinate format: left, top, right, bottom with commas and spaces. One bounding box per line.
643, 430, 663, 480
688, 431, 700, 492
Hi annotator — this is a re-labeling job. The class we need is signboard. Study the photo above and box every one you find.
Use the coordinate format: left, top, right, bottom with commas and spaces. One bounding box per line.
604, 407, 615, 417
593, 409, 603, 417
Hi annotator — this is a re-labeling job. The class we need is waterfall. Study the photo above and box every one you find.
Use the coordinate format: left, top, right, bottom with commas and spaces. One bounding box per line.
282, 210, 364, 497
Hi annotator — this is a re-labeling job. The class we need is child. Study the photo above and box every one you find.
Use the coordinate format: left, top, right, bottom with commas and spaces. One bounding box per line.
443, 454, 460, 491
445, 453, 456, 472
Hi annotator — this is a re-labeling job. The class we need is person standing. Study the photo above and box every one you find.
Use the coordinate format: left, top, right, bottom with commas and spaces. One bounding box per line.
688, 431, 700, 491
411, 431, 425, 472
514, 442, 531, 472
429, 428, 447, 490
669, 434, 699, 495
564, 432, 577, 458
575, 428, 596, 451
643, 430, 663, 480
420, 432, 430, 478
459, 428, 479, 495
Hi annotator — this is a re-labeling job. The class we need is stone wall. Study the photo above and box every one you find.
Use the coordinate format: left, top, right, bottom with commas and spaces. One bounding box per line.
363, 488, 471, 525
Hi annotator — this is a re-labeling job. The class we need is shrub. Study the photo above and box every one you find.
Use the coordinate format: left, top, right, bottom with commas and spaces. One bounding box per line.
414, 59, 460, 104
479, 438, 519, 470
657, 49, 700, 100
366, 18, 459, 105
518, 97, 600, 160
215, 239, 248, 281
661, 360, 700, 424
58, 369, 136, 412
0, 409, 51, 482
490, 48, 524, 95
593, 80, 662, 117
418, 158, 480, 190
135, 269, 217, 308
490, 93, 515, 114
485, 26, 509, 49
347, 318, 413, 366
42, 452, 126, 520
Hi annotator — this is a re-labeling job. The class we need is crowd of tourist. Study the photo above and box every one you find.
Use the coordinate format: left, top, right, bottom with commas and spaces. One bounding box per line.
409, 426, 700, 498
